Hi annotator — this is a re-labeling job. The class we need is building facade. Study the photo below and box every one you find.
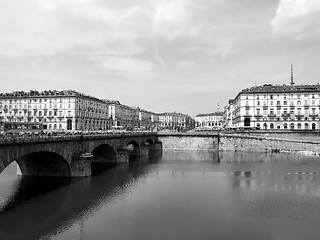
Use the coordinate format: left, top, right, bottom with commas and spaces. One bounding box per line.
224, 99, 234, 129
158, 112, 194, 131
104, 100, 137, 130
195, 112, 224, 131
231, 83, 320, 130
134, 107, 159, 130
0, 90, 108, 131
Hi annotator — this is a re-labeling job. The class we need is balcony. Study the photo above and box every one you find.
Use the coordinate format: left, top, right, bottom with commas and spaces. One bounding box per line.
268, 113, 276, 117
309, 114, 318, 117
295, 114, 304, 118
254, 114, 262, 118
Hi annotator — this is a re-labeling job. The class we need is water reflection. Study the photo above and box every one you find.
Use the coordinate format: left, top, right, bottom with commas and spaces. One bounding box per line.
1, 151, 320, 240
0, 156, 156, 240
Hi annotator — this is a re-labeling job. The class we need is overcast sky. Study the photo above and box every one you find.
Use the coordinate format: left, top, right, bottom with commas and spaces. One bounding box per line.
0, 0, 320, 117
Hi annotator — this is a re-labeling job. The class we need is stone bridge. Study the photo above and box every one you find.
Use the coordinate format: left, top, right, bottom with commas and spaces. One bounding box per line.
0, 133, 162, 177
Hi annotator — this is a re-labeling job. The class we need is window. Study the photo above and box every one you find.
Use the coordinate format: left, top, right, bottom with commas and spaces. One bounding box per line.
284, 101, 287, 105
67, 119, 72, 130
256, 109, 261, 116
297, 108, 301, 115
270, 95, 273, 99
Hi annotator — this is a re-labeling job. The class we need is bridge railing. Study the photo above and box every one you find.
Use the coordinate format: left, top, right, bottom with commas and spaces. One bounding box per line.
0, 130, 157, 144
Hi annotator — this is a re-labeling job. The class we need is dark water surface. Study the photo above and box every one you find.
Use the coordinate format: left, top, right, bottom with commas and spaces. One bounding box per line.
1, 151, 320, 240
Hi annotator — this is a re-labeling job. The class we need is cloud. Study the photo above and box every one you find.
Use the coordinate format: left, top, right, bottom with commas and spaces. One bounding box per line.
0, 0, 150, 57
152, 0, 195, 40
88, 56, 154, 73
271, 0, 320, 36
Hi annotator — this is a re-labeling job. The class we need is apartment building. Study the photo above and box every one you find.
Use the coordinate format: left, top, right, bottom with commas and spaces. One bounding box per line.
0, 90, 108, 131
231, 83, 320, 130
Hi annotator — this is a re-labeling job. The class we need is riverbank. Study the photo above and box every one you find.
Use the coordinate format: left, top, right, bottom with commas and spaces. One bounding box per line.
157, 131, 320, 155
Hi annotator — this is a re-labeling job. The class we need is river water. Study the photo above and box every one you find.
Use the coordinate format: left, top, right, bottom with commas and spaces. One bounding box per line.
1, 151, 320, 240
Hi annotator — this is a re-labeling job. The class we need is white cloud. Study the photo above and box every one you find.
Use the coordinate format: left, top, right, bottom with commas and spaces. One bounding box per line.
152, 0, 196, 40
271, 0, 320, 35
88, 56, 154, 73
0, 0, 150, 57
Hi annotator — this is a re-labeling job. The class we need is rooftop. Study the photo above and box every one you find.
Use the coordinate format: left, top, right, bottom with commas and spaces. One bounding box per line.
195, 112, 224, 117
241, 83, 320, 94
0, 90, 103, 102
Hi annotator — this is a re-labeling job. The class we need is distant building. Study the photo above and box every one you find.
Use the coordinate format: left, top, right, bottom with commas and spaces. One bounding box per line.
133, 107, 159, 130
0, 90, 108, 131
103, 100, 137, 130
158, 112, 194, 131
224, 99, 235, 129
195, 112, 224, 131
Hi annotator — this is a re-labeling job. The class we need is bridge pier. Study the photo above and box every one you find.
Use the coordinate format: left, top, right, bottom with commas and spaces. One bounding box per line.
117, 147, 130, 162
154, 141, 163, 152
70, 155, 92, 177
140, 143, 150, 155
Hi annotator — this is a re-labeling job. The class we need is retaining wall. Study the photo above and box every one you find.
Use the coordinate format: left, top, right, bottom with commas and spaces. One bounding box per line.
158, 133, 320, 154
158, 135, 218, 151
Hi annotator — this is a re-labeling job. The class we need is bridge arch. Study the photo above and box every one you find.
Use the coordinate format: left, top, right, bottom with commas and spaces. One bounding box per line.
91, 144, 117, 162
91, 144, 118, 174
126, 140, 140, 155
16, 151, 71, 177
146, 139, 154, 145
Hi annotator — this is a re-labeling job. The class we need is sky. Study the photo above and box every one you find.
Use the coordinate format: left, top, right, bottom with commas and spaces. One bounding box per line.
0, 0, 320, 117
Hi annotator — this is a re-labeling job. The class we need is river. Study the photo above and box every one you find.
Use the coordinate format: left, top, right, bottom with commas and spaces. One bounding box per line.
1, 151, 320, 240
